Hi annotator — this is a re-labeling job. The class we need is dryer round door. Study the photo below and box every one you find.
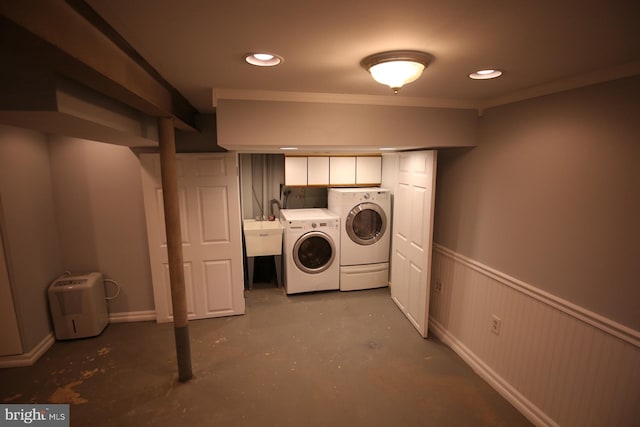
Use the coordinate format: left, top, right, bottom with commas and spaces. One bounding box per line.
345, 202, 387, 246
293, 231, 336, 274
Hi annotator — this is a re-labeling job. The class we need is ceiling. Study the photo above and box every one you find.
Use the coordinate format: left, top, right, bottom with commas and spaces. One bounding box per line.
86, 0, 640, 113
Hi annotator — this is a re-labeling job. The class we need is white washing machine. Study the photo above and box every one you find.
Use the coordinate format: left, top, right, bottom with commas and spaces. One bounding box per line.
328, 188, 391, 291
280, 208, 340, 294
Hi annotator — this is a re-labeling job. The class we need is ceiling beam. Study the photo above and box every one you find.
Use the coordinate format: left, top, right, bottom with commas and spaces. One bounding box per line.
1, 0, 197, 131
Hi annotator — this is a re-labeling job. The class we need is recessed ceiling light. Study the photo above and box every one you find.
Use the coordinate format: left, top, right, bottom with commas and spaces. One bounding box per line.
379, 147, 397, 151
279, 147, 298, 150
469, 69, 503, 80
254, 53, 274, 61
245, 52, 283, 67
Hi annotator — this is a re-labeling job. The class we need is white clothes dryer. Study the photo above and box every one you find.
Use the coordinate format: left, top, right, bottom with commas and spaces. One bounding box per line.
280, 209, 340, 294
328, 188, 391, 291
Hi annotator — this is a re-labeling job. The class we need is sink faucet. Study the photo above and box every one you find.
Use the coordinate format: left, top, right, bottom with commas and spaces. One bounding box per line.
270, 199, 282, 217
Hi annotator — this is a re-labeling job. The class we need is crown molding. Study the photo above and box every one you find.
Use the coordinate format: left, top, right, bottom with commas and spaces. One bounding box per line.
212, 88, 478, 110
213, 61, 640, 113
479, 60, 640, 109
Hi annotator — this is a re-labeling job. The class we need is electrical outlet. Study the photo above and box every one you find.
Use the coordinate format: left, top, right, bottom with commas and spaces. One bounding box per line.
434, 281, 443, 293
491, 315, 502, 335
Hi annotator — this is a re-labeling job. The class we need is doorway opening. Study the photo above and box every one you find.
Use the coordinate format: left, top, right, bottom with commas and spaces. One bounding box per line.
238, 153, 331, 291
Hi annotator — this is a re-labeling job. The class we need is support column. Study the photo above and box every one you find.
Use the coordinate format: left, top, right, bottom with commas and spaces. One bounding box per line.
158, 116, 192, 382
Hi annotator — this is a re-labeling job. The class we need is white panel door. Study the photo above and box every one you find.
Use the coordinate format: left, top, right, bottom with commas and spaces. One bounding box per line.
390, 151, 437, 337
140, 153, 245, 322
0, 224, 23, 356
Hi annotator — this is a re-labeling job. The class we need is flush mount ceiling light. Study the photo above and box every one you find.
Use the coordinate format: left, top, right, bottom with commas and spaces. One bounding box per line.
361, 50, 433, 94
469, 69, 503, 80
245, 52, 283, 67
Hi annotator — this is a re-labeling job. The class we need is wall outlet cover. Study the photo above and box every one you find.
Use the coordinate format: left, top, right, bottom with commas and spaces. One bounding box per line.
491, 315, 502, 335
434, 281, 443, 293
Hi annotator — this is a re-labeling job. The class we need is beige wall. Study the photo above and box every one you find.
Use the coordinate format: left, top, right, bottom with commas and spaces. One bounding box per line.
0, 125, 61, 351
434, 76, 640, 330
0, 126, 155, 353
49, 137, 154, 313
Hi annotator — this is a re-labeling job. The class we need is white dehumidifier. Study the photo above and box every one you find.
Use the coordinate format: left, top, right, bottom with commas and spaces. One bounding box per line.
48, 272, 109, 340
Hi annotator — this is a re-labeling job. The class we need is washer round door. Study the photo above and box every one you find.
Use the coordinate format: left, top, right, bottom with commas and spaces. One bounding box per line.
345, 202, 387, 246
293, 231, 336, 274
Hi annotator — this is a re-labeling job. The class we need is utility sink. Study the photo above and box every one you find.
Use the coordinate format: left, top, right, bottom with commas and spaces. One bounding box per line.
243, 219, 283, 257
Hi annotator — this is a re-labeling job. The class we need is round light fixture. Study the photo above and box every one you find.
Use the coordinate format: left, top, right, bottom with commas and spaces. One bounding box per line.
279, 147, 298, 150
469, 69, 503, 80
361, 50, 433, 94
245, 52, 283, 67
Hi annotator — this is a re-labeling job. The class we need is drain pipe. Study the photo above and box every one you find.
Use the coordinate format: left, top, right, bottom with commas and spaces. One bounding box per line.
270, 199, 282, 218
262, 154, 269, 219
158, 117, 192, 382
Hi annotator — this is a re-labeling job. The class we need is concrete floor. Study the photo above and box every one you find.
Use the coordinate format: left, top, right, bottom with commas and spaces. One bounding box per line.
1, 285, 532, 426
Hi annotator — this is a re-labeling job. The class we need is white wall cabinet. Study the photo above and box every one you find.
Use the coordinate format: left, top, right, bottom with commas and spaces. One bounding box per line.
329, 156, 356, 185
284, 156, 308, 186
285, 155, 381, 186
307, 156, 329, 185
356, 156, 382, 185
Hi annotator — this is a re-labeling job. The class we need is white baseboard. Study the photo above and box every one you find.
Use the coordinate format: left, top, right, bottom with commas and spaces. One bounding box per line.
429, 319, 557, 427
0, 332, 55, 369
108, 310, 156, 323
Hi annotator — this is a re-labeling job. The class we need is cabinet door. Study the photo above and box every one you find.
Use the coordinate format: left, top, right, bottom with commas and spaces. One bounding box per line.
356, 156, 382, 185
307, 156, 329, 185
284, 157, 308, 186
329, 156, 356, 185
